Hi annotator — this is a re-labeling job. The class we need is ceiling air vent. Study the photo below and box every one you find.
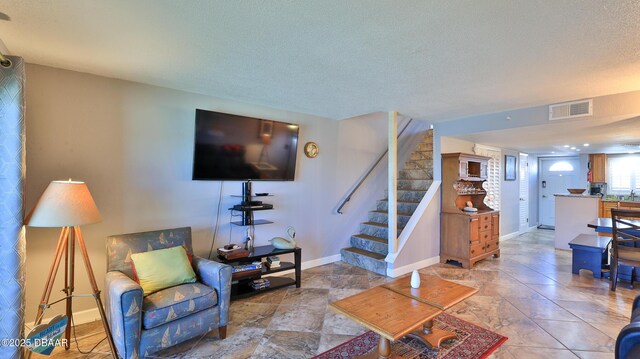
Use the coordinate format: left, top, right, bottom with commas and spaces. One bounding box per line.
549, 99, 593, 121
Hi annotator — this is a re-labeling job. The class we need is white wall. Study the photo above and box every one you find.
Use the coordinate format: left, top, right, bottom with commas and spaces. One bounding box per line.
528, 154, 539, 226
441, 136, 475, 154
500, 148, 520, 235
24, 64, 389, 320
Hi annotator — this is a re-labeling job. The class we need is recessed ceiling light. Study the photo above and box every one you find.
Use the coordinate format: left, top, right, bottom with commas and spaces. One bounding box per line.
551, 151, 555, 154
563, 145, 570, 148
576, 149, 581, 151
570, 147, 576, 150
583, 143, 589, 147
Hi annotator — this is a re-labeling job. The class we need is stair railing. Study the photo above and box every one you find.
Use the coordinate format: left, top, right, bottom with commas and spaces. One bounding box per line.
336, 118, 413, 214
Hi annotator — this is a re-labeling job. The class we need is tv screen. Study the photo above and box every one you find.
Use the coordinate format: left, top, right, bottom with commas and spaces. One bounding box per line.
192, 109, 299, 181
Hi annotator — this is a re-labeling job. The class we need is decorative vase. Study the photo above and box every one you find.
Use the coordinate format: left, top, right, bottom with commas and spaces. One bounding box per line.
410, 270, 421, 288
269, 226, 297, 249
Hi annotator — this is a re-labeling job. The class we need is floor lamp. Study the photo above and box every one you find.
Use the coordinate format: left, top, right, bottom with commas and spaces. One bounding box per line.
26, 180, 116, 358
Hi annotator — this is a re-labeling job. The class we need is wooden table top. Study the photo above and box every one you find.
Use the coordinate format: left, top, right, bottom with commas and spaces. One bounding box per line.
382, 274, 478, 310
329, 286, 441, 341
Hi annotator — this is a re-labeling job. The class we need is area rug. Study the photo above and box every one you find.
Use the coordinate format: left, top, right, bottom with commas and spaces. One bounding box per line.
314, 313, 507, 359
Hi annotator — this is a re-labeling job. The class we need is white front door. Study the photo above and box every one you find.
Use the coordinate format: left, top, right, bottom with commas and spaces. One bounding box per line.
519, 153, 529, 231
539, 157, 581, 227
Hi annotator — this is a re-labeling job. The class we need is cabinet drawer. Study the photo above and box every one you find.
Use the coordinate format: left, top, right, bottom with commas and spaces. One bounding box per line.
470, 242, 484, 258
484, 239, 499, 253
479, 214, 491, 229
479, 230, 491, 242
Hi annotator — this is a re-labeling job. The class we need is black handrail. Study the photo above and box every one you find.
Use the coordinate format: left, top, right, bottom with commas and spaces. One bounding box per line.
336, 118, 413, 214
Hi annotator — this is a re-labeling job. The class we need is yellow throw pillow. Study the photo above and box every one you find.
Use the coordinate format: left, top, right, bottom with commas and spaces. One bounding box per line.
131, 246, 196, 296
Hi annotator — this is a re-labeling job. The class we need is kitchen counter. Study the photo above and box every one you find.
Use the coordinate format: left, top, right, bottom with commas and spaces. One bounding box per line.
554, 194, 601, 198
554, 195, 599, 250
600, 198, 640, 203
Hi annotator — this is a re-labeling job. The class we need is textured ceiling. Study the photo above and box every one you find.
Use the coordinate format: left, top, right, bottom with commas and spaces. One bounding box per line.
2, 1, 640, 121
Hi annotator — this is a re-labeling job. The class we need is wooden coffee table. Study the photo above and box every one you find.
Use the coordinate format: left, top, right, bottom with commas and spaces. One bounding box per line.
383, 273, 477, 348
329, 274, 477, 358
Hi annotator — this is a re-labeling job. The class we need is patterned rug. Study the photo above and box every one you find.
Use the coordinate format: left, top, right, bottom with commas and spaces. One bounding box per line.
314, 313, 507, 359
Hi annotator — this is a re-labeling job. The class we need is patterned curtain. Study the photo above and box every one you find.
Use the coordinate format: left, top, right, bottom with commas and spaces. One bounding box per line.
0, 56, 26, 359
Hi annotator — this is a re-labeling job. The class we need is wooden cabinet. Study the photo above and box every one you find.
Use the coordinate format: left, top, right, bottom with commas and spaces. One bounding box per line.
599, 200, 640, 218
589, 154, 607, 183
599, 200, 618, 218
441, 153, 500, 269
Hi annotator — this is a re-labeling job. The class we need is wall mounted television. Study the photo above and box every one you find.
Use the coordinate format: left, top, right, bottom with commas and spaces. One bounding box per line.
192, 109, 299, 181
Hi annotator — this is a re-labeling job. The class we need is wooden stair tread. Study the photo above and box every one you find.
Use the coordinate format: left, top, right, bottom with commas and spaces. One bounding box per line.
379, 199, 421, 204
370, 210, 413, 217
362, 221, 405, 229
352, 233, 388, 243
342, 247, 386, 260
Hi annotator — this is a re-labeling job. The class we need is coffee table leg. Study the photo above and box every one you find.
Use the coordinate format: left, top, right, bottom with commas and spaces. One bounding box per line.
406, 319, 457, 349
354, 336, 391, 359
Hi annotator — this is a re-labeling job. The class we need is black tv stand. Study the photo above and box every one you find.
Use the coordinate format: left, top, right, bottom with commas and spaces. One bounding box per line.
214, 245, 301, 300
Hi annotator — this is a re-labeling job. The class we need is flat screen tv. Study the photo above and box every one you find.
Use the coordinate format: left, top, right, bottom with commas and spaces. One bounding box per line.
192, 109, 299, 181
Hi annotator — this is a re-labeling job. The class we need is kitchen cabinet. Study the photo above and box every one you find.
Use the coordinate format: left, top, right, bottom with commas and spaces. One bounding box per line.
599, 200, 640, 218
441, 153, 500, 269
599, 200, 618, 218
589, 154, 607, 183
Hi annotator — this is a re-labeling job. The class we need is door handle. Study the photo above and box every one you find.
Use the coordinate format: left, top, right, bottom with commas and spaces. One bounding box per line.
542, 195, 547, 198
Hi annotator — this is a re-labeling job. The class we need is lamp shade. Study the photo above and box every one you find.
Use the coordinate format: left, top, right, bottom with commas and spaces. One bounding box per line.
27, 180, 102, 227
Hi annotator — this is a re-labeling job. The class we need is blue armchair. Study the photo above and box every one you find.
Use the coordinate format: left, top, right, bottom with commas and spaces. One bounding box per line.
105, 227, 231, 358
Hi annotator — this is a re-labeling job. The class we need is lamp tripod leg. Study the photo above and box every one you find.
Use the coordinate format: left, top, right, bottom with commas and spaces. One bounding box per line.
26, 227, 70, 359
63, 228, 75, 349
75, 227, 118, 359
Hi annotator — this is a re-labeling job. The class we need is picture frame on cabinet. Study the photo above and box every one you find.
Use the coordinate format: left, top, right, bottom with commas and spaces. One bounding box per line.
505, 155, 516, 181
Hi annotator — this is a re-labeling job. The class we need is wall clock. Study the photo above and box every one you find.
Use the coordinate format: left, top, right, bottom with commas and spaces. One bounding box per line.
304, 142, 319, 158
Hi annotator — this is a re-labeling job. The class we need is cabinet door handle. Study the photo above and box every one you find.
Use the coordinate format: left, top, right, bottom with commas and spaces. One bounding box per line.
471, 250, 475, 254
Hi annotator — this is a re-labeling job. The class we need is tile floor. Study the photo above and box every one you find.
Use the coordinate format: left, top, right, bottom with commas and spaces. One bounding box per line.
39, 229, 635, 358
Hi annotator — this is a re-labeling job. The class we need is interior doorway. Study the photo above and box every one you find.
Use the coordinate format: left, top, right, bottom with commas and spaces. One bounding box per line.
538, 157, 581, 228
519, 153, 529, 231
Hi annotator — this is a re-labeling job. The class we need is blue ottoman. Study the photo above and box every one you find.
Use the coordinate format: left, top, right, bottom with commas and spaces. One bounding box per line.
569, 234, 610, 278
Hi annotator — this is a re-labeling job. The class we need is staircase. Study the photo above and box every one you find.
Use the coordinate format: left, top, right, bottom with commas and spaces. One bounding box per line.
340, 130, 434, 275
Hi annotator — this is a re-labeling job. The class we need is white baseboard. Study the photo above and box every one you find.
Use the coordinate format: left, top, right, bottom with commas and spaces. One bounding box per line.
301, 254, 341, 270
386, 256, 440, 278
500, 226, 539, 242
501, 230, 524, 241
25, 307, 101, 331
